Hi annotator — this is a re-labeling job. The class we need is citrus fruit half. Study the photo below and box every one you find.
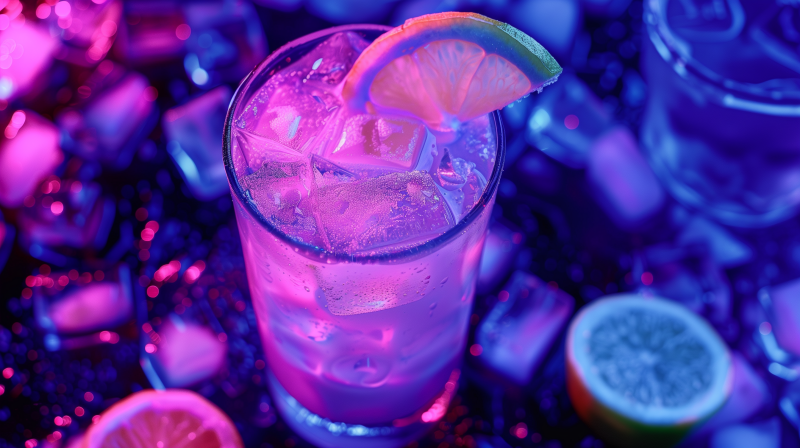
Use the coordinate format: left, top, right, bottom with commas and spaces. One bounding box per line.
566, 294, 732, 448
341, 12, 562, 131
81, 389, 243, 448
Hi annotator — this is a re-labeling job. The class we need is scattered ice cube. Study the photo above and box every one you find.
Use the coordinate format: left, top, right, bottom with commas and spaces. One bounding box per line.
694, 353, 768, 435
639, 243, 731, 324
476, 271, 575, 384
0, 111, 63, 208
0, 21, 58, 102
477, 220, 525, 294
34, 265, 133, 335
240, 155, 323, 248
317, 171, 454, 254
526, 71, 612, 169
587, 126, 665, 229
57, 72, 158, 169
163, 86, 232, 200
182, 0, 267, 87
676, 216, 753, 268
19, 179, 115, 252
759, 278, 800, 358
320, 113, 429, 172
148, 315, 227, 388
710, 418, 780, 448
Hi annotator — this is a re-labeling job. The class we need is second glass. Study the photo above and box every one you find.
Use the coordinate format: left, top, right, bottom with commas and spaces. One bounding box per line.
223, 25, 505, 447
641, 0, 800, 227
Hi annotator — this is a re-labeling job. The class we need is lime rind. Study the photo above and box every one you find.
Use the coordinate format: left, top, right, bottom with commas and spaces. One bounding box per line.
568, 295, 732, 427
342, 12, 563, 113
82, 389, 243, 448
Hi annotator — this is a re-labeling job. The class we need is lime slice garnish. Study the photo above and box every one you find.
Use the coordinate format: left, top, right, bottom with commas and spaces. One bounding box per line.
341, 12, 562, 130
566, 295, 732, 448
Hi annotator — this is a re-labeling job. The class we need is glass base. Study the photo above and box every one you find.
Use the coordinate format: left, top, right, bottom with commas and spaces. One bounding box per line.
266, 370, 459, 448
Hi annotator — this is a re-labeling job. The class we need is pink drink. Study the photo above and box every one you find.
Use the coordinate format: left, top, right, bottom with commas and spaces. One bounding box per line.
224, 25, 504, 446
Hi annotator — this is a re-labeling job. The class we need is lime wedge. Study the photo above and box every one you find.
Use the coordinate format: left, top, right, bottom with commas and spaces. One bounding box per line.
566, 295, 732, 448
341, 12, 562, 130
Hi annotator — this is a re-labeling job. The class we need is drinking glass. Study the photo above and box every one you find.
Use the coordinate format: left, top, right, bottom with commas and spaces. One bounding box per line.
222, 24, 505, 448
641, 0, 800, 227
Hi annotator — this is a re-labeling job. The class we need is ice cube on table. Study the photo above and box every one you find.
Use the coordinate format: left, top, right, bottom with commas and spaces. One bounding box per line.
710, 418, 780, 448
240, 154, 324, 248
587, 126, 665, 229
760, 278, 800, 358
676, 216, 753, 268
639, 243, 731, 324
320, 113, 430, 172
34, 265, 133, 334
0, 111, 63, 208
148, 315, 227, 388
45, 0, 121, 65
182, 0, 267, 86
57, 72, 158, 169
317, 171, 454, 254
0, 22, 58, 101
115, 1, 187, 64
476, 271, 575, 384
163, 86, 232, 200
19, 179, 115, 252
526, 72, 612, 169
478, 220, 525, 294
693, 352, 768, 435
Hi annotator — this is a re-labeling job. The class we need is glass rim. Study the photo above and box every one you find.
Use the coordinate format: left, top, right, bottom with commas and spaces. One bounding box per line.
644, 0, 800, 111
223, 23, 506, 264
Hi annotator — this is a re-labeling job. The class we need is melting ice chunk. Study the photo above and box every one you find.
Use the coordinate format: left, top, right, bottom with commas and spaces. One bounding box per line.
234, 32, 369, 152
434, 149, 488, 223
290, 31, 370, 86
311, 154, 359, 189
317, 171, 454, 254
321, 113, 430, 172
240, 153, 323, 247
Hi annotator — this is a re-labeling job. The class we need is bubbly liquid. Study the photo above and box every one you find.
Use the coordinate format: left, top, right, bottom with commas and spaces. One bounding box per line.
229, 30, 497, 424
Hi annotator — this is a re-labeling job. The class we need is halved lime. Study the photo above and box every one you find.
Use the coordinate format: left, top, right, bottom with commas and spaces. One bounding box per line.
81, 389, 243, 448
341, 12, 562, 131
566, 295, 732, 448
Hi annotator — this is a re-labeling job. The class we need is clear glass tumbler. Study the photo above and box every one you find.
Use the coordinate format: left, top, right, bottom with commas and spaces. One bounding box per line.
641, 0, 800, 227
222, 25, 505, 448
